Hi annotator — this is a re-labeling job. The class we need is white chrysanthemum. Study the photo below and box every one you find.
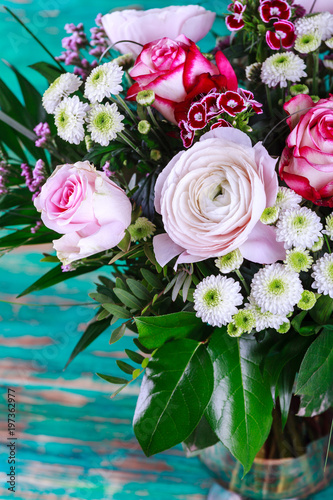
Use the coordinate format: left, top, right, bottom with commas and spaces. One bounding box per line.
312, 253, 333, 298
324, 58, 333, 70
284, 248, 313, 273
275, 187, 302, 210
245, 62, 262, 82
326, 36, 333, 49
323, 214, 333, 240
311, 237, 324, 252
86, 103, 124, 146
54, 96, 89, 145
295, 13, 333, 41
295, 32, 322, 53
245, 297, 288, 332
42, 73, 82, 114
261, 52, 306, 88
84, 62, 123, 103
215, 249, 243, 274
276, 206, 323, 249
251, 263, 303, 315
193, 275, 243, 328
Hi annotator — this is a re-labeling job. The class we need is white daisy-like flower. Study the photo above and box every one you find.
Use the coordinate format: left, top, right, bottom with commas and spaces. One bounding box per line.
84, 62, 123, 103
193, 275, 243, 328
323, 214, 333, 240
54, 96, 89, 145
295, 13, 333, 41
276, 206, 323, 249
274, 187, 302, 211
42, 73, 82, 114
312, 253, 333, 298
86, 103, 124, 146
294, 32, 322, 53
261, 52, 306, 88
251, 263, 303, 315
284, 248, 313, 273
245, 297, 288, 332
215, 249, 243, 274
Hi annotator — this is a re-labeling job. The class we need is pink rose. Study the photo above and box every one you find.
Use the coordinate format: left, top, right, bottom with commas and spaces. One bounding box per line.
127, 35, 237, 123
34, 161, 132, 264
101, 5, 215, 57
153, 128, 285, 267
299, 0, 333, 13
279, 94, 333, 206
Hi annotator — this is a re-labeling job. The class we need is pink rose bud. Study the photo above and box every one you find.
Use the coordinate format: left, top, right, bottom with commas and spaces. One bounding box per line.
34, 161, 132, 264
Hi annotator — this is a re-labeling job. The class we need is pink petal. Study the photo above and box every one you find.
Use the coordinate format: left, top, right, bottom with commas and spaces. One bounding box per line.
153, 233, 185, 267
239, 222, 286, 264
284, 94, 315, 130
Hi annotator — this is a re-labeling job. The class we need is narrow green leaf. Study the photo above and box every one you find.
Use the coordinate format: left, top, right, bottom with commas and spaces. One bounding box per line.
102, 303, 131, 319
205, 330, 274, 475
135, 311, 209, 350
117, 360, 135, 375
89, 292, 114, 304
296, 329, 333, 396
125, 349, 145, 365
133, 339, 214, 456
109, 323, 126, 345
117, 229, 131, 252
18, 263, 101, 297
115, 277, 127, 291
133, 338, 154, 354
132, 368, 142, 379
126, 278, 152, 301
141, 268, 163, 289
65, 318, 110, 368
96, 308, 111, 321
114, 288, 143, 310
97, 373, 128, 385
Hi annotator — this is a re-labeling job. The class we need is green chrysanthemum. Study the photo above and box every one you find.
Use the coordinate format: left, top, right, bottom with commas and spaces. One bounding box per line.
260, 206, 279, 225
215, 249, 243, 274
136, 90, 155, 106
128, 217, 156, 242
295, 33, 321, 54
227, 322, 243, 338
277, 321, 291, 334
138, 120, 151, 135
297, 290, 316, 310
233, 309, 255, 334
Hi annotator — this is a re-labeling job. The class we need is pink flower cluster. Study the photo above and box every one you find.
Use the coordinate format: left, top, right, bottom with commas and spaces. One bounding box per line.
178, 89, 262, 148
226, 0, 296, 51
34, 122, 51, 148
21, 160, 46, 200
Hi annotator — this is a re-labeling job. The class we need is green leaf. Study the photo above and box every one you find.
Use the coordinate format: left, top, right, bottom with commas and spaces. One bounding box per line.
65, 317, 110, 368
126, 278, 152, 301
125, 349, 145, 365
298, 388, 333, 418
141, 268, 163, 289
135, 311, 210, 350
102, 303, 132, 319
96, 308, 111, 321
133, 338, 154, 354
133, 338, 214, 456
117, 360, 135, 375
205, 330, 274, 475
183, 416, 219, 456
89, 292, 114, 304
29, 62, 63, 84
296, 329, 333, 396
113, 288, 143, 310
97, 373, 128, 385
18, 263, 102, 297
109, 323, 126, 345
117, 229, 131, 252
310, 295, 333, 325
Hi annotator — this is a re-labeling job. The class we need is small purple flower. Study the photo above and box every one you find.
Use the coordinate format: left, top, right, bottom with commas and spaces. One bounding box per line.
30, 220, 42, 234
34, 122, 51, 148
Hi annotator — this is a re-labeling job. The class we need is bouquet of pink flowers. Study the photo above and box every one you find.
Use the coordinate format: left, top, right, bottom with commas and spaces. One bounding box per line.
1, 1, 333, 476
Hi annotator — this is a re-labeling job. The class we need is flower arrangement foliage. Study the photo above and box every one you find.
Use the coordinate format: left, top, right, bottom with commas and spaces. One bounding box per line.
1, 1, 333, 475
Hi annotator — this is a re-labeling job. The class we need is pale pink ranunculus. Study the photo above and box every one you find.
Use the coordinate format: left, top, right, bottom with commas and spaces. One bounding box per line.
279, 94, 333, 207
299, 0, 333, 13
34, 161, 132, 264
101, 5, 215, 57
153, 128, 285, 267
127, 35, 237, 124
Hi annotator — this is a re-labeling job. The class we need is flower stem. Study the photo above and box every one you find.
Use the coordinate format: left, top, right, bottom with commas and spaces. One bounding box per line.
312, 50, 319, 95
235, 269, 250, 295
265, 85, 274, 119
118, 131, 146, 159
115, 95, 137, 123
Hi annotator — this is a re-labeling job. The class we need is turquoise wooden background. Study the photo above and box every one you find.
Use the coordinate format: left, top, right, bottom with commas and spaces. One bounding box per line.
1, 0, 333, 498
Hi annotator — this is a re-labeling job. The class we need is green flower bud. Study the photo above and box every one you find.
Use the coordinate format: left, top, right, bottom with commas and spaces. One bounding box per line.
297, 290, 316, 310
150, 149, 162, 161
138, 120, 151, 135
136, 90, 155, 106
128, 217, 156, 242
290, 84, 309, 96
277, 321, 290, 334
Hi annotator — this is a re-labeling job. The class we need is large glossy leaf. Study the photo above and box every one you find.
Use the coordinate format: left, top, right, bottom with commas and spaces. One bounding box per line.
135, 311, 210, 349
133, 338, 214, 456
298, 388, 333, 418
296, 329, 333, 396
183, 415, 219, 456
205, 330, 274, 475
